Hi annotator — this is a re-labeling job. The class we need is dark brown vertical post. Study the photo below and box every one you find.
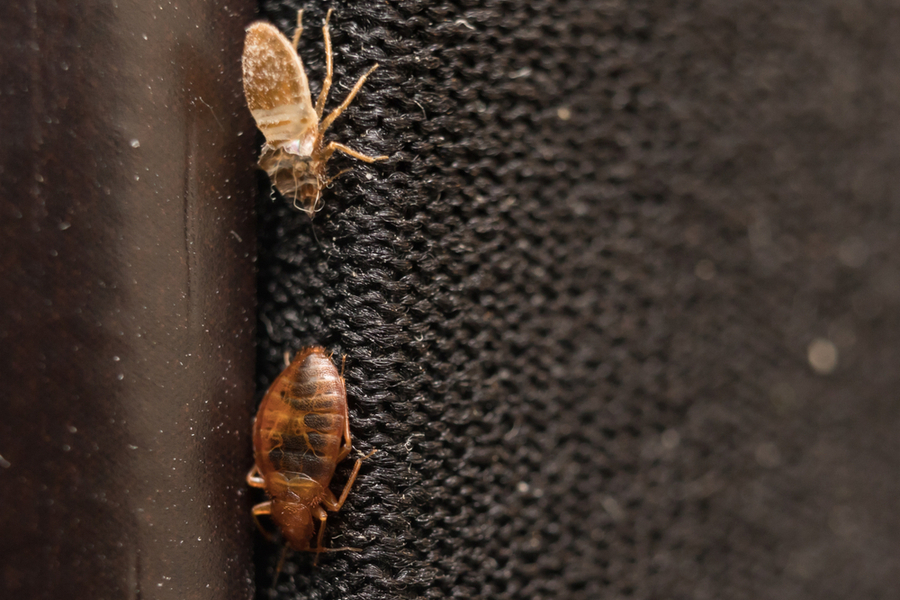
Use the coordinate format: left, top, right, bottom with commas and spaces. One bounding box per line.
0, 1, 257, 599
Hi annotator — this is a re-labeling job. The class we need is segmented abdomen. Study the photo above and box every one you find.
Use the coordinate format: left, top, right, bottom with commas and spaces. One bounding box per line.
253, 348, 347, 488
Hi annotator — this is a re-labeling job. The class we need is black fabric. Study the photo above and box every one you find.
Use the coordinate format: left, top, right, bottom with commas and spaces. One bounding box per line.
252, 1, 900, 599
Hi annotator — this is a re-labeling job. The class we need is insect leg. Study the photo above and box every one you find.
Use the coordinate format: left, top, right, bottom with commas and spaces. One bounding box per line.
246, 464, 266, 488
251, 501, 276, 541
311, 504, 328, 565
317, 64, 380, 138
321, 141, 389, 164
290, 169, 302, 211
324, 449, 377, 511
308, 503, 362, 563
291, 10, 304, 51
336, 400, 353, 463
314, 9, 334, 119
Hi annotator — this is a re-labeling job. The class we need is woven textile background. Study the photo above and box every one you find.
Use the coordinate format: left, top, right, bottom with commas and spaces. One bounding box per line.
251, 1, 900, 598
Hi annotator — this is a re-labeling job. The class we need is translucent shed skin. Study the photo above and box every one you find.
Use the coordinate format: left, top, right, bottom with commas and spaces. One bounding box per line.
247, 347, 371, 554
241, 10, 388, 216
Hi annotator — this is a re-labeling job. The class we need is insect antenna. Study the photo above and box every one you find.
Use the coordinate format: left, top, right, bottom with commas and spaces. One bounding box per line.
311, 545, 364, 567
315, 545, 364, 553
271, 544, 291, 588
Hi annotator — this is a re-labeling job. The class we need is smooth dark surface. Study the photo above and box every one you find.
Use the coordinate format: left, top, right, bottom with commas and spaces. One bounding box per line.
0, 1, 257, 599
250, 1, 900, 599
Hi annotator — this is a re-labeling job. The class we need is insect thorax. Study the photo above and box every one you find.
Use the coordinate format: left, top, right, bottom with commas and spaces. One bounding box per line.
259, 146, 322, 214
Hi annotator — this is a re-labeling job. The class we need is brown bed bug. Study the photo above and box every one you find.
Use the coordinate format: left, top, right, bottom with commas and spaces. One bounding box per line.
241, 9, 388, 217
247, 347, 374, 558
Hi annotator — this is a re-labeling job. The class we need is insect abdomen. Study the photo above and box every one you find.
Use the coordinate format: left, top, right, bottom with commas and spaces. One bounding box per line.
254, 348, 347, 488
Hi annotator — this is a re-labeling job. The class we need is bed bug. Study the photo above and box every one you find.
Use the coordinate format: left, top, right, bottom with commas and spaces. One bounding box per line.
247, 347, 374, 558
241, 9, 388, 217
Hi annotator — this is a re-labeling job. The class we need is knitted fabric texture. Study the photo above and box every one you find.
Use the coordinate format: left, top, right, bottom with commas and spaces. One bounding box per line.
252, 1, 900, 598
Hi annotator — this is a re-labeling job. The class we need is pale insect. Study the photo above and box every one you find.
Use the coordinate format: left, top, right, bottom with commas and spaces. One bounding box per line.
241, 9, 388, 216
